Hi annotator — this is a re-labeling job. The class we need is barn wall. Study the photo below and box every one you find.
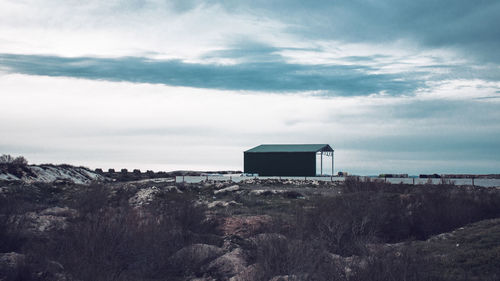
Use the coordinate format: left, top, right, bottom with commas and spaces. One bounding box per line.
244, 152, 316, 176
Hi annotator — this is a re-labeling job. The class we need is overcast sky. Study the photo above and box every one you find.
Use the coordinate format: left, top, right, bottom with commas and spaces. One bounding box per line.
1, 0, 499, 175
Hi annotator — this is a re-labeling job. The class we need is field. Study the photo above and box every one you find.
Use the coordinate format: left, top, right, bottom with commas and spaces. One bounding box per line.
1, 168, 500, 281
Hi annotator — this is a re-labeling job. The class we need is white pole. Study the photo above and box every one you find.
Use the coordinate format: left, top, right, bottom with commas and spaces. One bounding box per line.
332, 150, 334, 176
320, 151, 323, 176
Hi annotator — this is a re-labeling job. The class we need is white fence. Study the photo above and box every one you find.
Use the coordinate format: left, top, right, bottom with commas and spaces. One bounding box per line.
174, 175, 500, 187
175, 175, 344, 183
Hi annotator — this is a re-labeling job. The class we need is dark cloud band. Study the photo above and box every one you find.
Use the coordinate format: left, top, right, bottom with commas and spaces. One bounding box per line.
0, 53, 422, 96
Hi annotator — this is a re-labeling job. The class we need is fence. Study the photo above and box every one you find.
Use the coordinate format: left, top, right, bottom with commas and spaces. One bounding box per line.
174, 175, 500, 187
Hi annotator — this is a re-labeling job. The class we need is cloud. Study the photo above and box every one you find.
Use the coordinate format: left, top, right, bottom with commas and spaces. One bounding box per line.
1, 74, 499, 174
0, 53, 424, 95
1, 0, 499, 174
1, 0, 499, 88
209, 0, 500, 62
2, 0, 499, 63
0, 0, 288, 59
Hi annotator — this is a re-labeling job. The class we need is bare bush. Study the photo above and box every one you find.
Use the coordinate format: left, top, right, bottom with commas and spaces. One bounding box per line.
353, 247, 436, 281
248, 234, 344, 281
0, 155, 28, 166
44, 189, 219, 280
0, 197, 29, 253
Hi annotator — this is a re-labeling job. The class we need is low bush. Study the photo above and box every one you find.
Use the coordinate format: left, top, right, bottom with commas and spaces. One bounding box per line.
278, 182, 500, 257
45, 188, 219, 281
353, 247, 436, 281
0, 196, 29, 253
247, 235, 344, 281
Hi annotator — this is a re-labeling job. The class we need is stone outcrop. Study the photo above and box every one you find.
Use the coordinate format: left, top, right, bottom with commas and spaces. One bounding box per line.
23, 206, 77, 235
170, 244, 225, 268
203, 248, 247, 280
214, 185, 240, 195
0, 252, 26, 279
128, 186, 161, 206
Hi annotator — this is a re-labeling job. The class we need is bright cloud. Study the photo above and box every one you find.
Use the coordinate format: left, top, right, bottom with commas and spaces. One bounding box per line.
0, 0, 288, 60
1, 74, 499, 174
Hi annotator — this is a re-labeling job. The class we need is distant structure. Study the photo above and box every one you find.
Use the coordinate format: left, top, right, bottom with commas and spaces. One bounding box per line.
244, 144, 334, 176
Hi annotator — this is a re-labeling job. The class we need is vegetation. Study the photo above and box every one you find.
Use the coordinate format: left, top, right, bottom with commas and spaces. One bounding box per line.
0, 155, 28, 166
1, 175, 500, 280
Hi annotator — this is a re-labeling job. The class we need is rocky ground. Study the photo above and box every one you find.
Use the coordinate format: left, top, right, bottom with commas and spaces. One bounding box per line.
0, 164, 106, 184
1, 168, 500, 281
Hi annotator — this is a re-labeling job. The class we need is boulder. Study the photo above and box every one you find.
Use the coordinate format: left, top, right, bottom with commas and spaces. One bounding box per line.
269, 275, 300, 281
214, 185, 240, 195
164, 185, 182, 193
204, 248, 247, 280
325, 253, 367, 278
39, 206, 78, 217
229, 264, 260, 281
207, 200, 239, 209
128, 186, 160, 206
0, 252, 26, 278
215, 182, 226, 189
248, 233, 287, 246
249, 190, 276, 196
170, 244, 225, 269
0, 252, 25, 268
23, 206, 77, 235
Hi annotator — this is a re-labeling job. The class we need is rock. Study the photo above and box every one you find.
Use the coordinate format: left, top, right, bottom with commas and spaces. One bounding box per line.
39, 206, 78, 217
170, 244, 225, 268
204, 248, 247, 280
229, 264, 260, 281
207, 200, 239, 209
325, 253, 367, 278
25, 214, 67, 233
46, 260, 65, 274
164, 185, 182, 193
23, 206, 77, 235
0, 252, 26, 277
249, 189, 275, 196
269, 275, 300, 281
221, 215, 272, 238
0, 164, 108, 184
215, 182, 226, 189
248, 233, 287, 246
128, 186, 160, 206
52, 273, 71, 281
0, 252, 25, 268
214, 185, 240, 195
283, 191, 304, 199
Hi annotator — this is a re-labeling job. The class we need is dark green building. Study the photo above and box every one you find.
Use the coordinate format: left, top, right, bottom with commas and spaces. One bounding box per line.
244, 144, 334, 176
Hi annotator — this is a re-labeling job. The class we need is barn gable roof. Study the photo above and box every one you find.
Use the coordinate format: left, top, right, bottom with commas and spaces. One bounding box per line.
245, 144, 333, 153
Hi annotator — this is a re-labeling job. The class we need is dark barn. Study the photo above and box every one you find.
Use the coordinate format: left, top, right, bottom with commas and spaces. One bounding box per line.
244, 144, 334, 176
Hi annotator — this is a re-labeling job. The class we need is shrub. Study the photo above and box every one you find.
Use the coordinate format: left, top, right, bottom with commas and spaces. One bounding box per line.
248, 234, 344, 281
354, 247, 436, 281
300, 193, 384, 255
0, 155, 28, 166
280, 183, 500, 256
0, 197, 27, 253
69, 184, 110, 214
46, 189, 218, 280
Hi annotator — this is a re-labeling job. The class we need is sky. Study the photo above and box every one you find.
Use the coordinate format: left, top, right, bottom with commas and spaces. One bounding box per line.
1, 0, 500, 175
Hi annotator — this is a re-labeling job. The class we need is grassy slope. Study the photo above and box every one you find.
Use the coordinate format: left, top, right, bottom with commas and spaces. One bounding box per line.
415, 218, 500, 280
